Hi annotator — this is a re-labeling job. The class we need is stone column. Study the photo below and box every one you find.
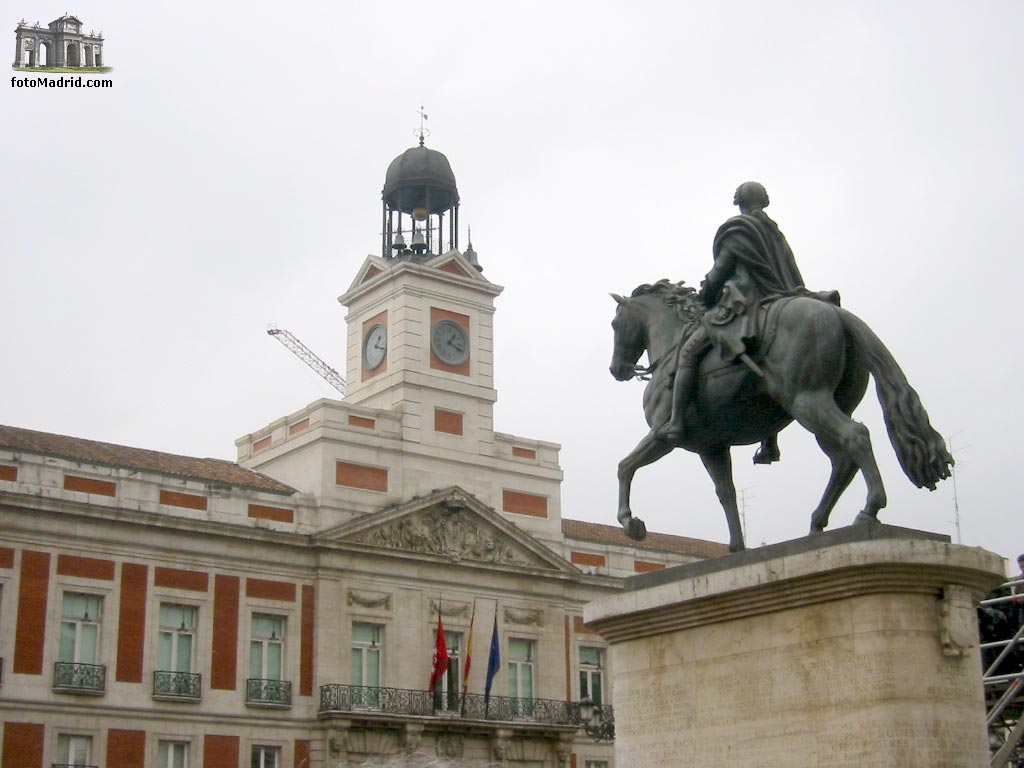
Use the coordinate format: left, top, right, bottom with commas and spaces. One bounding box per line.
585, 526, 1005, 768
14, 33, 22, 68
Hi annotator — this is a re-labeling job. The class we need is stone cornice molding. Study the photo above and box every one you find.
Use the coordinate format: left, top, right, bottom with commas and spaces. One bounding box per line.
585, 528, 1005, 643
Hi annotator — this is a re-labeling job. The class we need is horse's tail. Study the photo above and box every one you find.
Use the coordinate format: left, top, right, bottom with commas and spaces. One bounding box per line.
837, 307, 953, 490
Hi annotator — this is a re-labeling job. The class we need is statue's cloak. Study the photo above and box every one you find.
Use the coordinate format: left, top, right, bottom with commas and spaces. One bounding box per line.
703, 212, 809, 362
710, 213, 805, 298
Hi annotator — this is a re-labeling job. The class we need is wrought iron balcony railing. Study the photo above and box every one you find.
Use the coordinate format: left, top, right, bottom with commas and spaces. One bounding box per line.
53, 661, 106, 694
247, 677, 293, 706
319, 683, 581, 725
52, 764, 99, 768
153, 670, 201, 700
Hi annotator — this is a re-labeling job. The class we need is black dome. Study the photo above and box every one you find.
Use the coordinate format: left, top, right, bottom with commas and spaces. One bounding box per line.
382, 145, 459, 215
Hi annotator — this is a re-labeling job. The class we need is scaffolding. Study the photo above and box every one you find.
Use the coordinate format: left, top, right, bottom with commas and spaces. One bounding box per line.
982, 574, 1024, 767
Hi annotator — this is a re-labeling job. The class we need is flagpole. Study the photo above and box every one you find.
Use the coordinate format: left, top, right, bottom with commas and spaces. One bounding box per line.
461, 598, 477, 716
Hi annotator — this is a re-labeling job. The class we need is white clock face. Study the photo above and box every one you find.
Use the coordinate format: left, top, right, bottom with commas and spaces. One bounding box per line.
431, 319, 469, 365
363, 324, 387, 369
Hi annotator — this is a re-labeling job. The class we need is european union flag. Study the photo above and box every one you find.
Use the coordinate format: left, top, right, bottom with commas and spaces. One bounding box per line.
484, 614, 500, 704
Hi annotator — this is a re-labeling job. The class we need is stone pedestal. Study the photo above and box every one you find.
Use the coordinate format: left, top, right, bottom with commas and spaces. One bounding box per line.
584, 526, 1006, 768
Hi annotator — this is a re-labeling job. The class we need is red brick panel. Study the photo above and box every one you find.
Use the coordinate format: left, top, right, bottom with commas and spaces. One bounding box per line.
246, 578, 296, 602
253, 436, 272, 452
512, 446, 537, 459
570, 551, 606, 567
0, 464, 18, 482
116, 563, 148, 683
502, 489, 548, 518
439, 260, 469, 276
247, 503, 294, 524
429, 307, 471, 375
107, 729, 145, 766
573, 615, 598, 635
159, 489, 208, 511
63, 474, 116, 497
57, 554, 115, 580
296, 740, 311, 768
288, 418, 310, 435
154, 566, 209, 592
634, 560, 666, 573
434, 408, 464, 436
347, 414, 376, 429
361, 310, 388, 381
203, 735, 240, 768
336, 461, 388, 492
0, 547, 13, 569
13, 551, 50, 675
2, 722, 44, 768
211, 575, 240, 690
564, 614, 572, 701
300, 584, 314, 697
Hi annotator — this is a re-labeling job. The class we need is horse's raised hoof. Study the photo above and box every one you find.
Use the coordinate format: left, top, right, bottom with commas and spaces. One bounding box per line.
853, 511, 880, 526
752, 445, 780, 465
622, 517, 647, 541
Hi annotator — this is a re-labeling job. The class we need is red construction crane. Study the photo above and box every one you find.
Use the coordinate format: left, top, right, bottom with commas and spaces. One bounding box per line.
266, 324, 346, 396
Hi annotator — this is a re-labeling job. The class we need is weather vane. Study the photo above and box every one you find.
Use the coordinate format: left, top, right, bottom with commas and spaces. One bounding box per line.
415, 105, 431, 147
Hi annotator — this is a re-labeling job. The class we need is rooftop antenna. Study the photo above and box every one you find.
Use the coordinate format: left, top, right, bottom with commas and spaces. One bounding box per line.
946, 432, 968, 544
738, 486, 755, 543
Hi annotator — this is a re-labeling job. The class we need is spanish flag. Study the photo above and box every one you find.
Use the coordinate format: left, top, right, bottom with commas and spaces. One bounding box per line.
429, 613, 449, 690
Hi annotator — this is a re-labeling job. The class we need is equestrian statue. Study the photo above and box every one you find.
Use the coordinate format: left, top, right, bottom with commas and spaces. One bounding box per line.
609, 182, 953, 551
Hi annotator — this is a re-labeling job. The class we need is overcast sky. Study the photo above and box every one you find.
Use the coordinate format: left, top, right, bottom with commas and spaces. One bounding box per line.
3, 1, 1022, 569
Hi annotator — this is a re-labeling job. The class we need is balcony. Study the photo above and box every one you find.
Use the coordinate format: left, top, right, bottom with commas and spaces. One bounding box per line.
247, 677, 292, 707
53, 764, 99, 768
153, 670, 201, 701
53, 661, 106, 694
319, 684, 580, 725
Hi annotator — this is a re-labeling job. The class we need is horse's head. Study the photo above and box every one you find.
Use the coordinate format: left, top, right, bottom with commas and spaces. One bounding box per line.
610, 279, 699, 381
609, 293, 648, 381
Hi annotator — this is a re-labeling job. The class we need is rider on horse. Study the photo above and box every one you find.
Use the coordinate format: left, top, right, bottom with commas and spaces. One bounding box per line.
655, 181, 809, 458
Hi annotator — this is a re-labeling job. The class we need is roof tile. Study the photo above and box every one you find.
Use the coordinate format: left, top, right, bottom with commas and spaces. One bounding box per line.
562, 518, 727, 558
0, 424, 294, 495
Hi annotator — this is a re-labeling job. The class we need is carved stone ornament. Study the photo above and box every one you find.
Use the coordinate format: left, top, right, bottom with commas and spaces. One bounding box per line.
939, 584, 977, 657
504, 607, 543, 627
436, 734, 465, 759
430, 600, 470, 619
347, 589, 392, 611
350, 506, 549, 568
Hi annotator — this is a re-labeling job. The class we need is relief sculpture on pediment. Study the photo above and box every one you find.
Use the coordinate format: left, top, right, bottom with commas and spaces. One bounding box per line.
352, 506, 546, 568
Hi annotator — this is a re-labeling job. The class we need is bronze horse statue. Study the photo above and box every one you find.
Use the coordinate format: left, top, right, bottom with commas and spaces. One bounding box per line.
609, 280, 953, 551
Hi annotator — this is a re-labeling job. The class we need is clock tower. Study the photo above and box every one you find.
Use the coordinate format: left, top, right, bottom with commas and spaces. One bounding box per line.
339, 139, 501, 452
238, 138, 564, 545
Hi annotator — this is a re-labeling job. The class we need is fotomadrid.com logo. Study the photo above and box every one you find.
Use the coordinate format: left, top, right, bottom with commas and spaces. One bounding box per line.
11, 13, 112, 88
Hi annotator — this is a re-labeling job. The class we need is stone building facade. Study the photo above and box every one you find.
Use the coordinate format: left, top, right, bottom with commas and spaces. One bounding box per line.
0, 142, 725, 767
13, 15, 103, 69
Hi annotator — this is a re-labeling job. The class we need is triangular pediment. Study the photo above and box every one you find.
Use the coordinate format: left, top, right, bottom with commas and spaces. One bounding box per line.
347, 255, 391, 292
316, 486, 579, 574
425, 250, 484, 281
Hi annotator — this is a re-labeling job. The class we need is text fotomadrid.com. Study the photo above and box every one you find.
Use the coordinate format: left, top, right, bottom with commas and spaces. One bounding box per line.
11, 75, 113, 88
